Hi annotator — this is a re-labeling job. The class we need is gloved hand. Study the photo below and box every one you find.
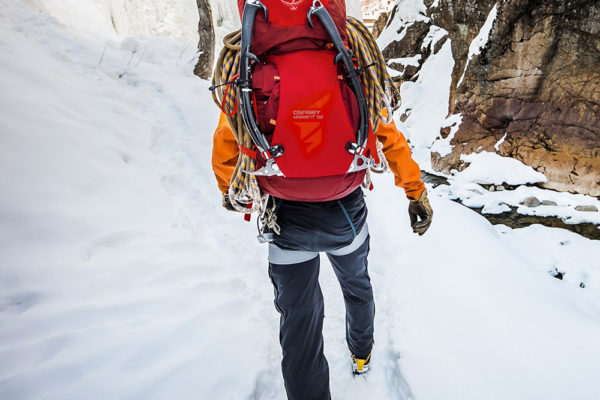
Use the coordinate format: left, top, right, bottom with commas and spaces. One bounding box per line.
408, 190, 433, 236
222, 193, 238, 212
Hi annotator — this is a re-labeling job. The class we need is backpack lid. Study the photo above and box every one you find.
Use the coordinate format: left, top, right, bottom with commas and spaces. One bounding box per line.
238, 0, 331, 27
237, 0, 348, 55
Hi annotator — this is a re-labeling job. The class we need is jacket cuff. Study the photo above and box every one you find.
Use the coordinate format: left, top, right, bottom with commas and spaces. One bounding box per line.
403, 180, 426, 201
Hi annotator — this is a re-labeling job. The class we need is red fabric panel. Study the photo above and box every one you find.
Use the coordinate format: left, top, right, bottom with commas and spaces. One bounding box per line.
239, 145, 257, 159
256, 171, 365, 201
267, 50, 355, 178
339, 76, 359, 131
367, 123, 380, 164
252, 62, 280, 133
241, 0, 330, 27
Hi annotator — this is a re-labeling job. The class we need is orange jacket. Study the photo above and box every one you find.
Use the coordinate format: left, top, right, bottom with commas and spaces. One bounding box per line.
211, 112, 425, 200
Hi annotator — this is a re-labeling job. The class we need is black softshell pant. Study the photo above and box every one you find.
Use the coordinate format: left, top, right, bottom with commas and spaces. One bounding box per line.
268, 188, 375, 400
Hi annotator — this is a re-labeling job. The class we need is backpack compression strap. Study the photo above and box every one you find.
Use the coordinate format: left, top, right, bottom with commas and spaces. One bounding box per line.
239, 0, 285, 177
307, 0, 372, 173
240, 0, 372, 176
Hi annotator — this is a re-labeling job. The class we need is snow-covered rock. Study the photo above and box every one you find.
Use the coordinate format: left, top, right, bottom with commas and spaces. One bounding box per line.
455, 151, 547, 186
379, 0, 600, 197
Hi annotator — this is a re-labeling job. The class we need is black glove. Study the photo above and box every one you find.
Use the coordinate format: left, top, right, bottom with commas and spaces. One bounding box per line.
408, 190, 433, 236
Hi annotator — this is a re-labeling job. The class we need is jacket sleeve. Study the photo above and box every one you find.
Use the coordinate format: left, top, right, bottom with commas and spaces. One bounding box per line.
212, 112, 239, 194
375, 119, 426, 200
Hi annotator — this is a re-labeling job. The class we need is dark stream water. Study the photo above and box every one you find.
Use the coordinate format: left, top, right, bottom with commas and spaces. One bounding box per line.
421, 172, 600, 241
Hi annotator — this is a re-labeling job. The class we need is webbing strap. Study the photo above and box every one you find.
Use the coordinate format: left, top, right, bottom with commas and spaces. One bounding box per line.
244, 202, 253, 222
239, 145, 257, 159
366, 123, 380, 165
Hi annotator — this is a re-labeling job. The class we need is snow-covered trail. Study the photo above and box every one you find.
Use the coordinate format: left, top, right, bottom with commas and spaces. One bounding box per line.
2, 1, 600, 399
0, 1, 273, 398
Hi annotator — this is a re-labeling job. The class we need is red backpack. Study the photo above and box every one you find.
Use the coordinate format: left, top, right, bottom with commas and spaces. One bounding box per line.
237, 0, 374, 201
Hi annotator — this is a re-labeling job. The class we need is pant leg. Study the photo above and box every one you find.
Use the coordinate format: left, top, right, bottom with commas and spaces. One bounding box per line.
326, 234, 374, 359
269, 254, 331, 400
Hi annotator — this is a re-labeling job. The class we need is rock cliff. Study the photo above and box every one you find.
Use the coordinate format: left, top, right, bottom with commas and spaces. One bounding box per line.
380, 0, 600, 197
194, 0, 214, 79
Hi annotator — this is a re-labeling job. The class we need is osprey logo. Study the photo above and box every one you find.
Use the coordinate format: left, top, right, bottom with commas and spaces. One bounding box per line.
293, 94, 330, 155
280, 0, 305, 11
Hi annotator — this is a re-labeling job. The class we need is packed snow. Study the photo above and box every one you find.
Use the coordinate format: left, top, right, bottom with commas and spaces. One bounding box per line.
2, 1, 600, 400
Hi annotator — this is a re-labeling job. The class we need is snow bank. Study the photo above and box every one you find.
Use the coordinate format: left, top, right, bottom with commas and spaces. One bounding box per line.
437, 152, 600, 225
394, 39, 455, 171
455, 151, 547, 186
439, 151, 599, 224
495, 224, 600, 289
1, 2, 267, 398
441, 183, 600, 224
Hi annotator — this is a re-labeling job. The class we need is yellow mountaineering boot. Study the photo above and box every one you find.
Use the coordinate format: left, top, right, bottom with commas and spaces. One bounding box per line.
351, 353, 371, 375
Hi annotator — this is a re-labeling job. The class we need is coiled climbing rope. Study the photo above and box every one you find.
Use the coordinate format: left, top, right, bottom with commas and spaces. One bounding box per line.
345, 16, 400, 131
211, 17, 400, 214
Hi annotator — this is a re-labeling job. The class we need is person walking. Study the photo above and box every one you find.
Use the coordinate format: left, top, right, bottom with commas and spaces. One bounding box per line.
210, 1, 433, 398
212, 111, 432, 399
